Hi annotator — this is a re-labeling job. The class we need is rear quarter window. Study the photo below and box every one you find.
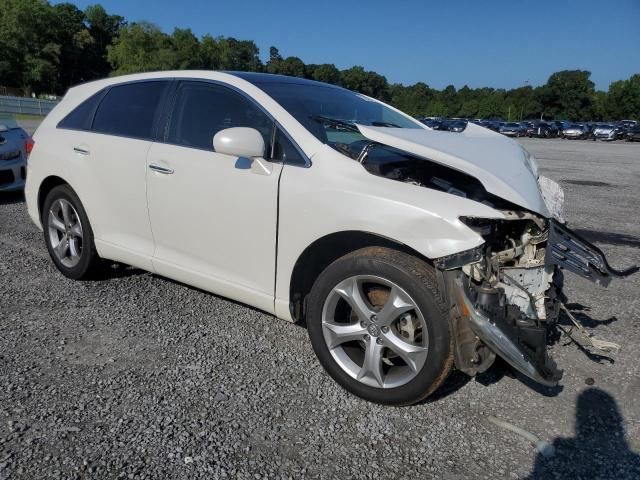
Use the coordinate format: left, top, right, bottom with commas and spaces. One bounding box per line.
92, 81, 168, 140
57, 91, 104, 131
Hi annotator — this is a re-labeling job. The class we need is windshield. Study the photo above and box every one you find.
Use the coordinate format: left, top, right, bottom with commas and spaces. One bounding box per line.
254, 82, 423, 159
506, 123, 520, 127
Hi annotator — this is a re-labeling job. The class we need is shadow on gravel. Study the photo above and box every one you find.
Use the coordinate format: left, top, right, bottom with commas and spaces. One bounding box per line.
572, 228, 640, 249
476, 357, 564, 397
561, 179, 612, 187
90, 262, 146, 280
527, 388, 640, 479
0, 191, 25, 205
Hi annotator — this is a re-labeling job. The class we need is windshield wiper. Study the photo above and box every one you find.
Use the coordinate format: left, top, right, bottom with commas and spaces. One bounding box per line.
371, 121, 402, 128
309, 115, 359, 132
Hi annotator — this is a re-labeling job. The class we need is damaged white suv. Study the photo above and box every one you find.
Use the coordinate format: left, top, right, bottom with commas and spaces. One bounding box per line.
25, 72, 637, 405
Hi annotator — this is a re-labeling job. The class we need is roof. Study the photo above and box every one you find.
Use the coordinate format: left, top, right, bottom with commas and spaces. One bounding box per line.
226, 71, 341, 89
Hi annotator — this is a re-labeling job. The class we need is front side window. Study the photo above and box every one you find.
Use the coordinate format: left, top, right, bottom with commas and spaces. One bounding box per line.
272, 128, 305, 166
92, 81, 168, 140
167, 81, 273, 152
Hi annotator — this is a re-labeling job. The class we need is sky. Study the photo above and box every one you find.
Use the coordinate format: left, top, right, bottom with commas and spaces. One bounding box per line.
56, 0, 639, 90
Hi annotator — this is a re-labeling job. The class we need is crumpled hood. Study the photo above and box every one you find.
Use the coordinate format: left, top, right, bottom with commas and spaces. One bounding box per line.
356, 123, 549, 216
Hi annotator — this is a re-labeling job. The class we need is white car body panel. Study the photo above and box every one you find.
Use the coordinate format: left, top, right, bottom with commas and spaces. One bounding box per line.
356, 123, 548, 216
146, 142, 282, 313
25, 70, 543, 322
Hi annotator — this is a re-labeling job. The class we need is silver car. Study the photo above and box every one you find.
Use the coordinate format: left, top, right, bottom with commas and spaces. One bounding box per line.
0, 117, 30, 192
592, 124, 617, 141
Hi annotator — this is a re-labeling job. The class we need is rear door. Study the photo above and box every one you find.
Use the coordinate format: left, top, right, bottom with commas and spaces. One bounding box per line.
77, 80, 170, 269
145, 80, 282, 312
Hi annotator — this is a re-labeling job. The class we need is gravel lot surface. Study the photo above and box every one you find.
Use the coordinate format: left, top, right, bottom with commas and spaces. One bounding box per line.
1, 133, 639, 479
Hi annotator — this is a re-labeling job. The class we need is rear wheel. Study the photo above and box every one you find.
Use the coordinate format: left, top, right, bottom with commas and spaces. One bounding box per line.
42, 185, 102, 279
306, 247, 453, 405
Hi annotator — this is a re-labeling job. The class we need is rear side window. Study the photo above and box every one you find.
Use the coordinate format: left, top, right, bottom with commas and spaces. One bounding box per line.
167, 81, 273, 151
92, 81, 168, 140
58, 91, 104, 130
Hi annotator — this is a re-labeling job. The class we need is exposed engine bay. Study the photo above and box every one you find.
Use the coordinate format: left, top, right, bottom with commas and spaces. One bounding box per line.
359, 142, 638, 387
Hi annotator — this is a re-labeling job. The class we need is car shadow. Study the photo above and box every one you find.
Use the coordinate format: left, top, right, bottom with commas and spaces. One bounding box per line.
572, 228, 640, 249
0, 191, 25, 205
475, 357, 564, 397
88, 262, 147, 281
527, 388, 640, 479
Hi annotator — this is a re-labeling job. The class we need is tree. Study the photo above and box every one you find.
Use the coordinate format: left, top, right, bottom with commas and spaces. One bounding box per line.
539, 70, 595, 120
84, 4, 125, 79
107, 22, 177, 75
606, 74, 640, 120
308, 64, 340, 84
171, 28, 201, 69
0, 0, 59, 94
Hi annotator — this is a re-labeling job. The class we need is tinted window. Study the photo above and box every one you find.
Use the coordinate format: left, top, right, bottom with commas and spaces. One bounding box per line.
92, 81, 167, 139
167, 81, 273, 152
272, 128, 305, 166
58, 91, 104, 130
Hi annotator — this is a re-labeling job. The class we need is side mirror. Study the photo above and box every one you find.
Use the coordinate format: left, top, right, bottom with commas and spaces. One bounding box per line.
213, 127, 265, 158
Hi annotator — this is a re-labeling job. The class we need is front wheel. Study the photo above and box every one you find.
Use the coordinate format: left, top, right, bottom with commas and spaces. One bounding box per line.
306, 247, 453, 405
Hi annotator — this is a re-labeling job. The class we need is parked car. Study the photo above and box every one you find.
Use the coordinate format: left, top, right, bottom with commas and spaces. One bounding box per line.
561, 124, 589, 139
24, 72, 636, 405
0, 116, 32, 192
527, 122, 556, 138
498, 122, 525, 137
592, 124, 618, 141
626, 125, 640, 142
418, 117, 446, 130
442, 119, 467, 132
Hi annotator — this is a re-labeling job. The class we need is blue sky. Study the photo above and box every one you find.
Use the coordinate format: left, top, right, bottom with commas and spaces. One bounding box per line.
59, 0, 639, 90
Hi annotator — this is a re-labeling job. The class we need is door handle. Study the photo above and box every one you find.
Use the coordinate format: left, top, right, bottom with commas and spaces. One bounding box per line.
73, 147, 90, 155
148, 164, 174, 175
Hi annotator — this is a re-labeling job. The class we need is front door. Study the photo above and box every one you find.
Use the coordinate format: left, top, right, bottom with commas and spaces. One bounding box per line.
146, 81, 281, 313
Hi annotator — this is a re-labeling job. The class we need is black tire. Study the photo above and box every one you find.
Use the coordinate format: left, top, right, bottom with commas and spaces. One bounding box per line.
306, 247, 453, 405
41, 184, 102, 280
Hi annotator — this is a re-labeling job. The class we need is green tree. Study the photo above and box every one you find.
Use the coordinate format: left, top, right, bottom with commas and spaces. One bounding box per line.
0, 0, 59, 94
606, 74, 640, 120
308, 63, 340, 84
84, 4, 125, 79
171, 28, 201, 69
539, 70, 595, 120
107, 22, 177, 75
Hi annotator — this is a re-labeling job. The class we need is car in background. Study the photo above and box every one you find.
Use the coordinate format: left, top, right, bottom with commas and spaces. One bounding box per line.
592, 124, 618, 141
527, 122, 557, 138
626, 125, 640, 142
418, 117, 446, 130
498, 122, 525, 137
561, 124, 589, 139
442, 119, 467, 132
0, 116, 32, 192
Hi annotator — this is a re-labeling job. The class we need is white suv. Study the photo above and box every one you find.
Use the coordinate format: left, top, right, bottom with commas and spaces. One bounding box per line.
25, 71, 635, 405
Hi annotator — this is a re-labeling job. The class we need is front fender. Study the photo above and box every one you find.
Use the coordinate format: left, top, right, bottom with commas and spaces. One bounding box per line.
274, 146, 506, 320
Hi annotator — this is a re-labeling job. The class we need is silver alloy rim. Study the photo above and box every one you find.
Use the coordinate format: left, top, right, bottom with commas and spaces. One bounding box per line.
47, 199, 83, 268
321, 275, 429, 389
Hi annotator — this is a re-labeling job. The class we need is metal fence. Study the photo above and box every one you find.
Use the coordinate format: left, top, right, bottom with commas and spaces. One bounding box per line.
0, 95, 59, 116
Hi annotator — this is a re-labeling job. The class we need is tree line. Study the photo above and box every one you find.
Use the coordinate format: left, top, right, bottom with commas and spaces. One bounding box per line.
1, 0, 638, 121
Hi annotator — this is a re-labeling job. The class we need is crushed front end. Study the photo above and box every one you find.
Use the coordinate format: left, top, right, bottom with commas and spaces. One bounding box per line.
436, 212, 638, 387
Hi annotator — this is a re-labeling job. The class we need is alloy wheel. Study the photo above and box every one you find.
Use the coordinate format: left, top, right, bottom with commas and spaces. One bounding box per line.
321, 275, 429, 389
47, 198, 83, 268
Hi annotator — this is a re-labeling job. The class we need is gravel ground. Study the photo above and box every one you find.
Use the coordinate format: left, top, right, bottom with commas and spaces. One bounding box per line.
1, 135, 639, 479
